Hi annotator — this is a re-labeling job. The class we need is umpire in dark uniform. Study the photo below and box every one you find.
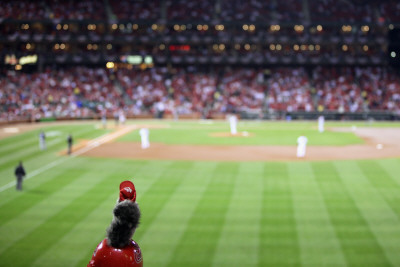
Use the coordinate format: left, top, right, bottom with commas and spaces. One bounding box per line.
15, 161, 26, 191
67, 134, 73, 155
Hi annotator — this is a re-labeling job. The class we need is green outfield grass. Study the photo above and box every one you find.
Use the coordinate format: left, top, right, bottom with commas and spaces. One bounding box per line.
0, 120, 400, 267
118, 120, 365, 146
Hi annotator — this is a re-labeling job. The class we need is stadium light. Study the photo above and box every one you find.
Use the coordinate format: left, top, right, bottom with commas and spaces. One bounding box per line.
270, 25, 280, 32
361, 25, 369, 32
106, 62, 114, 69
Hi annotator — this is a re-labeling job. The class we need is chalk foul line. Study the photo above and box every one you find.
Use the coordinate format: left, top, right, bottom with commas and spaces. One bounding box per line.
0, 125, 137, 193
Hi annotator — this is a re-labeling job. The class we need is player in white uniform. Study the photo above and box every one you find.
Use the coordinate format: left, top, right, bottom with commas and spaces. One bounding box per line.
119, 110, 126, 125
228, 114, 238, 135
318, 115, 325, 133
297, 135, 308, 158
139, 128, 150, 149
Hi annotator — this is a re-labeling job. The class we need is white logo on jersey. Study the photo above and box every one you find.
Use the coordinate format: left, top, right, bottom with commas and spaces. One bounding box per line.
124, 187, 132, 193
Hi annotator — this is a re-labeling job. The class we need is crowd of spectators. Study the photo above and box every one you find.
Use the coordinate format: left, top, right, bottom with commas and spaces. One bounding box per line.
0, 67, 121, 121
0, 0, 106, 20
1, 66, 399, 122
267, 68, 313, 112
110, 0, 161, 21
0, 0, 399, 23
310, 0, 376, 23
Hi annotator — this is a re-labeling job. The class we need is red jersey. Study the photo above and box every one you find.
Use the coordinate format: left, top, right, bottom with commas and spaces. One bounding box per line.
87, 239, 143, 267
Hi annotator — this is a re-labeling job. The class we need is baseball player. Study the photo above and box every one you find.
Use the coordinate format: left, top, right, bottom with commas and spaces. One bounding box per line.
101, 109, 107, 129
39, 131, 46, 150
87, 180, 143, 267
15, 161, 26, 191
119, 110, 126, 126
67, 134, 73, 155
297, 135, 308, 158
228, 114, 238, 135
318, 115, 325, 133
139, 128, 150, 149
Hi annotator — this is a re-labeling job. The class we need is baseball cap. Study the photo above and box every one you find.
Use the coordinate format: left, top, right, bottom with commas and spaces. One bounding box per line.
119, 180, 136, 202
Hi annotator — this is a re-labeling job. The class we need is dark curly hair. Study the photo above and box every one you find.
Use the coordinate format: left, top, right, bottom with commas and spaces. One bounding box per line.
106, 200, 141, 248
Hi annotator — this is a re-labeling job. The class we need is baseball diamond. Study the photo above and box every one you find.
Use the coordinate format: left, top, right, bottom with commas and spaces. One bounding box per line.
0, 120, 400, 267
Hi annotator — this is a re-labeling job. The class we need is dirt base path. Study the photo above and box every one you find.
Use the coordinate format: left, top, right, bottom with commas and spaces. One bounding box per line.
81, 127, 400, 161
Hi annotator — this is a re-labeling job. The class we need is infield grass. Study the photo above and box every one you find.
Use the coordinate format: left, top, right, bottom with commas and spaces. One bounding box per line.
0, 120, 400, 267
118, 120, 365, 146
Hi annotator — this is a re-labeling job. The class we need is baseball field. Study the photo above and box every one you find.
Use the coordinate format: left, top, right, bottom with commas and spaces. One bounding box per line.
0, 119, 400, 267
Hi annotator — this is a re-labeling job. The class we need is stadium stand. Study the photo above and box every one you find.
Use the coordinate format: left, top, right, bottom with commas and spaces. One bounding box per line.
0, 0, 399, 122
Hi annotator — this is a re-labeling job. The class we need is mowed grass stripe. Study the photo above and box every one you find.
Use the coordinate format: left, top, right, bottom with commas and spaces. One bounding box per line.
134, 161, 194, 242
30, 156, 150, 267
166, 162, 239, 266
212, 162, 263, 267
0, 168, 85, 227
335, 161, 400, 267
0, 171, 117, 266
0, 125, 64, 153
259, 162, 300, 267
312, 162, 391, 266
139, 161, 218, 267
0, 168, 91, 255
0, 124, 73, 155
357, 161, 400, 266
288, 162, 346, 267
0, 125, 95, 168
0, 133, 45, 155
30, 192, 117, 267
376, 159, 400, 187
358, 161, 400, 218
0, 161, 66, 206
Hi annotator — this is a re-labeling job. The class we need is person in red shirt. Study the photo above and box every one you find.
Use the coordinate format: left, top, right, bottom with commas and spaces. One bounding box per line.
87, 180, 143, 267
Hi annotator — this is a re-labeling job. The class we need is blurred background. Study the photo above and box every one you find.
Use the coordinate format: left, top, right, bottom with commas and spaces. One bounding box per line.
0, 0, 399, 123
